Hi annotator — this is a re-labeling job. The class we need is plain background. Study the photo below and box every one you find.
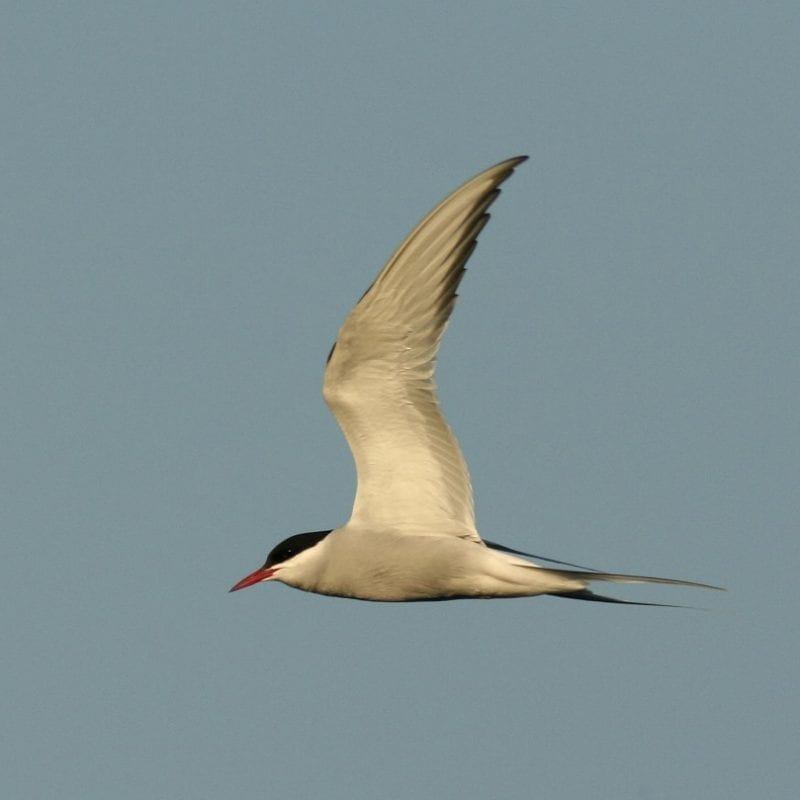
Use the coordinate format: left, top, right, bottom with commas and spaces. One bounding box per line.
3, 3, 798, 799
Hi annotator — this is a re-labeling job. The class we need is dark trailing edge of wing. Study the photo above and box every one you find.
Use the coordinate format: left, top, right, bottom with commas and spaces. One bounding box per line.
484, 539, 602, 572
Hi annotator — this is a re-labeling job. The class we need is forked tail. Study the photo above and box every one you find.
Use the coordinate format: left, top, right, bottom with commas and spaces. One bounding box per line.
542, 568, 724, 607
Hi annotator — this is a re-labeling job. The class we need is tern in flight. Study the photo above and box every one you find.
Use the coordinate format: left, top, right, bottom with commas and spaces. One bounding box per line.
231, 157, 720, 605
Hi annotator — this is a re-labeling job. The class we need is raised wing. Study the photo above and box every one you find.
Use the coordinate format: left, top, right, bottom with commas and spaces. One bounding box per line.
323, 157, 527, 537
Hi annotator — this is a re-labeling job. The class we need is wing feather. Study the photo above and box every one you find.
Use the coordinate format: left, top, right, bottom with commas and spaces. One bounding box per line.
323, 157, 528, 537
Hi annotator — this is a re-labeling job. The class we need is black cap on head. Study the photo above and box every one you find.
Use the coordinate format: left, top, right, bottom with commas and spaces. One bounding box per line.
264, 530, 332, 568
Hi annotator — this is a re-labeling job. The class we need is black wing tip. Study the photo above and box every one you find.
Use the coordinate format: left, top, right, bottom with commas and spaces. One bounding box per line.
475, 156, 528, 188
494, 155, 529, 178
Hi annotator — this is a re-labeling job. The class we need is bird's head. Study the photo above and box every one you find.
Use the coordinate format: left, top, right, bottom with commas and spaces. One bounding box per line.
229, 530, 332, 593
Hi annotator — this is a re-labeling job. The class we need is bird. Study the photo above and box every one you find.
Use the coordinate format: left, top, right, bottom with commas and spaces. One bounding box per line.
230, 156, 721, 605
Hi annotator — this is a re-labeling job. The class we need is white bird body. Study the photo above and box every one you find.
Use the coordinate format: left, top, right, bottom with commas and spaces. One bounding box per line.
271, 526, 587, 602
231, 157, 720, 604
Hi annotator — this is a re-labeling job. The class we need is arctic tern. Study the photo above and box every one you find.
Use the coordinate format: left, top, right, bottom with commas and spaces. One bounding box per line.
230, 157, 720, 605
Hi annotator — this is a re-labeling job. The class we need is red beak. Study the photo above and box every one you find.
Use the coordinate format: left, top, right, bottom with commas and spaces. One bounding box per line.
229, 567, 277, 593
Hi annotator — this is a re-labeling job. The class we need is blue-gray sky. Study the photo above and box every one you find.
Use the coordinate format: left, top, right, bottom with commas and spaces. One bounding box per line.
3, 4, 798, 798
